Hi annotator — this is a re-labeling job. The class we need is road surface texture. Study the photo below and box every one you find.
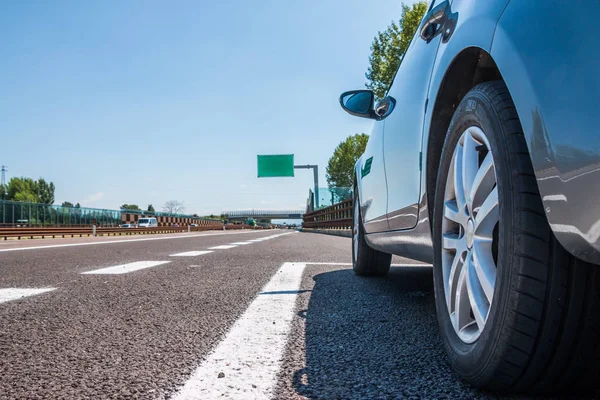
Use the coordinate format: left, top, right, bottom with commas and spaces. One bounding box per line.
0, 230, 571, 399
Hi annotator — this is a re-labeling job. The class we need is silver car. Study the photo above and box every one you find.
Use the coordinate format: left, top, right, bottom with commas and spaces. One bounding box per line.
340, 0, 600, 393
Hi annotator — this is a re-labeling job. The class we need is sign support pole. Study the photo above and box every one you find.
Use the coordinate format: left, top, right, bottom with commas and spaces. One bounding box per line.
294, 165, 319, 209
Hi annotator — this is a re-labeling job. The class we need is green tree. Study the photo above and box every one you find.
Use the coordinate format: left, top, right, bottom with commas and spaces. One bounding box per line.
4, 177, 55, 204
120, 204, 140, 211
6, 177, 37, 202
365, 1, 428, 99
62, 201, 74, 208
0, 184, 5, 199
37, 178, 55, 204
326, 133, 369, 190
147, 204, 155, 212
75, 203, 81, 208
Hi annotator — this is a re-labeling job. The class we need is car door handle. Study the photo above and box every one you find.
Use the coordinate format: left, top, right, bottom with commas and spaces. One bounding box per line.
419, 1, 456, 43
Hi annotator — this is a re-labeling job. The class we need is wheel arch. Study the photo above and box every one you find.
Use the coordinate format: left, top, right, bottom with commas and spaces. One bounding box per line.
426, 47, 503, 228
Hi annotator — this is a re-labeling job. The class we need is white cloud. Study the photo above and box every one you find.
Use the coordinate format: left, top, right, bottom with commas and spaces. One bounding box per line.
84, 192, 104, 204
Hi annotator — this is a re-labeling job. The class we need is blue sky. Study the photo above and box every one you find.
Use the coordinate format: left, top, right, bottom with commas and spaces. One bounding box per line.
1, 0, 417, 215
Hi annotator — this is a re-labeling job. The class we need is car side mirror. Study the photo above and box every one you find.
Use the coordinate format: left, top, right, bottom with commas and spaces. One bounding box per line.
339, 90, 376, 119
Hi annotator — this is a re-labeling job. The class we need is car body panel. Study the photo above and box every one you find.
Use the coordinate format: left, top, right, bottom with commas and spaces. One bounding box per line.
365, 192, 433, 263
355, 122, 390, 233
355, 0, 600, 264
492, 1, 600, 263
361, 0, 510, 260
383, 14, 441, 231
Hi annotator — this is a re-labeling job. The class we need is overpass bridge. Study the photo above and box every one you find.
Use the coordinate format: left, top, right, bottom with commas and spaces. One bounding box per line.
222, 209, 304, 220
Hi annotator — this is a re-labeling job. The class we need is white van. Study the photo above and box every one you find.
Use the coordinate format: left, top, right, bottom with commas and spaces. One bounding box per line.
137, 217, 158, 228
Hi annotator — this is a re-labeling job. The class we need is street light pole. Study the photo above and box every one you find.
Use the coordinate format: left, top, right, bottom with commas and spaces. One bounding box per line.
294, 164, 319, 209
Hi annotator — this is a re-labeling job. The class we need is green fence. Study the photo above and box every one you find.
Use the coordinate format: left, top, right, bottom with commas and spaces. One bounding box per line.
0, 200, 122, 227
316, 187, 353, 209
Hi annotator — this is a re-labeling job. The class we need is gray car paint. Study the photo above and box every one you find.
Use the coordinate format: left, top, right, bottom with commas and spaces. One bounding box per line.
383, 0, 444, 231
355, 0, 600, 265
491, 1, 600, 263
357, 123, 390, 234
358, 0, 511, 263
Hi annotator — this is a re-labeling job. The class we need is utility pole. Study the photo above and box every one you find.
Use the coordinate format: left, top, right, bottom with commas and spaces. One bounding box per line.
294, 164, 319, 209
1, 165, 7, 186
1, 165, 7, 201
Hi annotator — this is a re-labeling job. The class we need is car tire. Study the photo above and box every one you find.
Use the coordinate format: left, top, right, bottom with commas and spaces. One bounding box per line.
352, 192, 391, 276
432, 80, 600, 393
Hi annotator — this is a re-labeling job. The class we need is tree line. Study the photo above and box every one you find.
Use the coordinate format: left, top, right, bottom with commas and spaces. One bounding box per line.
326, 2, 426, 202
1, 177, 187, 215
0, 177, 55, 204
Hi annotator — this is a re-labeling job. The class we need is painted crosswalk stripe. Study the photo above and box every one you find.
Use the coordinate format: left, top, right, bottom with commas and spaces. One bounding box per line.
208, 245, 237, 250
0, 288, 56, 304
230, 242, 252, 245
172, 262, 306, 400
170, 251, 213, 257
81, 261, 171, 275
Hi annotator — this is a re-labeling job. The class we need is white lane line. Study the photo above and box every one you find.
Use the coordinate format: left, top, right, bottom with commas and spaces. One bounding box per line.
0, 288, 56, 304
0, 230, 280, 253
208, 245, 238, 250
81, 261, 171, 275
247, 233, 293, 242
170, 251, 213, 257
543, 194, 567, 202
172, 262, 306, 400
230, 242, 253, 245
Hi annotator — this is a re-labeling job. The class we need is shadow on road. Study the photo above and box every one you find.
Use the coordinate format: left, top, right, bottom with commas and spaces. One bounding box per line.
292, 265, 489, 399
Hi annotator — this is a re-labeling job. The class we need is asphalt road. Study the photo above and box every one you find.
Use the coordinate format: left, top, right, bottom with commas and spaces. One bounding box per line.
0, 229, 550, 399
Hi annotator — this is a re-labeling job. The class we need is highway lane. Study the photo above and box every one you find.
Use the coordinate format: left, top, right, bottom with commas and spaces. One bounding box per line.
0, 230, 528, 399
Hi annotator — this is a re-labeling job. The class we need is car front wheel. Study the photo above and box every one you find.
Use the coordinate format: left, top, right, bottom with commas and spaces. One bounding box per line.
433, 80, 600, 393
352, 192, 391, 276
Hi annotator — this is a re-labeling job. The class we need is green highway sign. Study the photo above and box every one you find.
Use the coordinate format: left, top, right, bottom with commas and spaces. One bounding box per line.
257, 154, 294, 177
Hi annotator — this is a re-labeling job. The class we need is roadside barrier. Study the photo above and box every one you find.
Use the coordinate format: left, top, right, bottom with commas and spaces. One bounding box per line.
302, 199, 352, 230
0, 224, 265, 240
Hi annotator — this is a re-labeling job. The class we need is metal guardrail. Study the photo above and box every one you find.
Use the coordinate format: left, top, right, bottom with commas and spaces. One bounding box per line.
0, 224, 267, 240
302, 199, 352, 229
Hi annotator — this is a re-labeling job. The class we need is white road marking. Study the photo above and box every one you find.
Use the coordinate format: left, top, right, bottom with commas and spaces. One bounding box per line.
81, 261, 171, 275
0, 288, 56, 304
208, 245, 238, 250
172, 262, 306, 400
230, 242, 252, 245
0, 230, 279, 253
543, 194, 567, 202
170, 251, 213, 257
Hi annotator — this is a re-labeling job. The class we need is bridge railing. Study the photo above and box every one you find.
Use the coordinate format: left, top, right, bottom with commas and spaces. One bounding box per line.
302, 198, 352, 229
222, 209, 304, 219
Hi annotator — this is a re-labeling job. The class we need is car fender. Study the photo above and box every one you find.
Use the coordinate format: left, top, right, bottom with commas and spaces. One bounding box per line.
423, 0, 510, 193
491, 1, 600, 263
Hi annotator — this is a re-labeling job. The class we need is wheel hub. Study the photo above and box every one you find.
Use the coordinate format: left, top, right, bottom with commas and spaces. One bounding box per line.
466, 219, 474, 249
441, 126, 499, 344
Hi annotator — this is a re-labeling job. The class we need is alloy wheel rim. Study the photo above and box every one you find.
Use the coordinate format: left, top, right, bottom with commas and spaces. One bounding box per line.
353, 197, 359, 262
442, 126, 499, 344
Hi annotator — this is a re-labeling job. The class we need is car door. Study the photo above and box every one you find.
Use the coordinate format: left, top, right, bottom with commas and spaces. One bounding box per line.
383, 0, 449, 230
358, 120, 390, 233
